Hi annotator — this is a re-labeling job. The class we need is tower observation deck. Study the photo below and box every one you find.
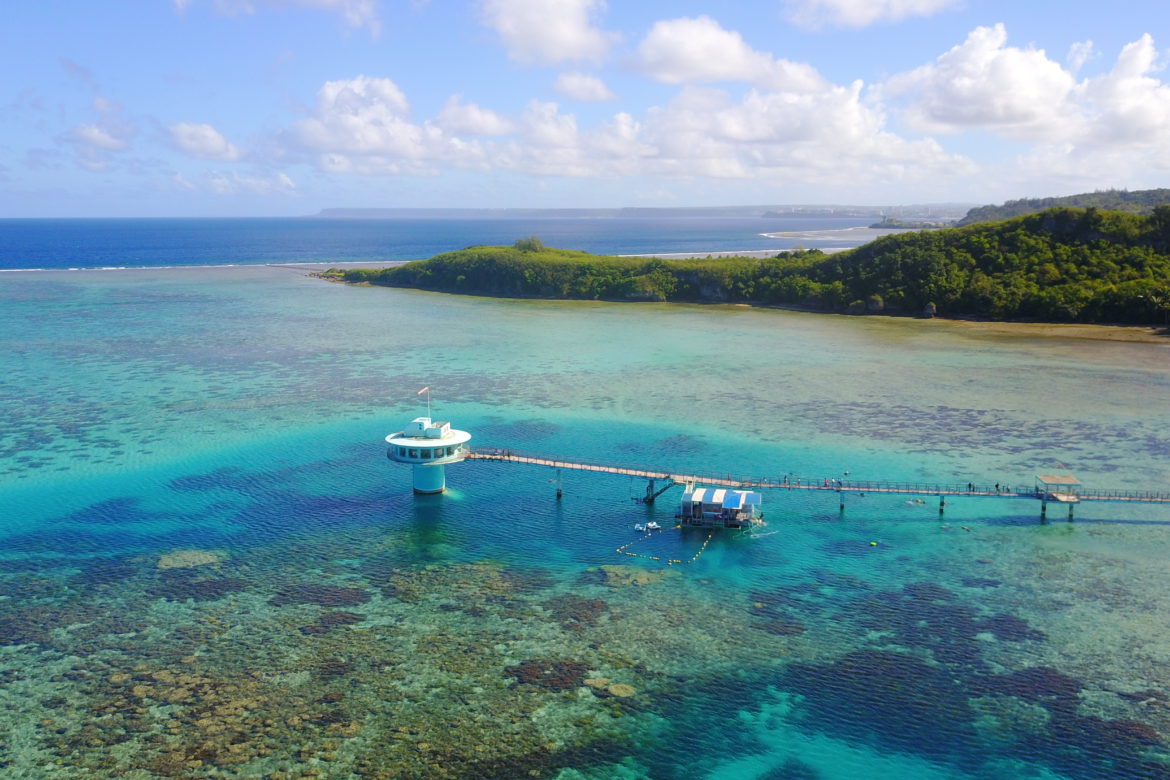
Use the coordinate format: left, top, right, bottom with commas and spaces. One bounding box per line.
386, 417, 471, 494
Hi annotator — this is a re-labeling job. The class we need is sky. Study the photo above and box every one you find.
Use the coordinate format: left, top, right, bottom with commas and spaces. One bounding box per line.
3, 0, 1170, 216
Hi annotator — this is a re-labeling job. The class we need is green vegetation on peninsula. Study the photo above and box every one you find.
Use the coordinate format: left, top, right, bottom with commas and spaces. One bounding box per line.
957, 188, 1170, 226
325, 207, 1170, 324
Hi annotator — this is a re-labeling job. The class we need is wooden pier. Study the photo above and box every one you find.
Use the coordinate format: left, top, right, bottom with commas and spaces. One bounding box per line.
466, 447, 1170, 518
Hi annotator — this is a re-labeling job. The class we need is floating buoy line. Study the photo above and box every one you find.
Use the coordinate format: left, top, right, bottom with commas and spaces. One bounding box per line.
615, 526, 715, 566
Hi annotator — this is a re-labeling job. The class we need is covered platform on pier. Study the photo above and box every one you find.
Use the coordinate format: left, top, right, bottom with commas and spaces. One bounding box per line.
1036, 474, 1082, 503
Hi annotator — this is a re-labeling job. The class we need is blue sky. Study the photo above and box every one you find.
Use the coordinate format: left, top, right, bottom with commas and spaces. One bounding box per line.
3, 0, 1170, 216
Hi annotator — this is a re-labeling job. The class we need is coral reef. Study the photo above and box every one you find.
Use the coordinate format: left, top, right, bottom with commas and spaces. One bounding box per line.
156, 549, 224, 570
783, 650, 976, 757
505, 659, 590, 691
543, 594, 609, 629
269, 583, 371, 607
586, 565, 677, 588
300, 611, 365, 635
150, 575, 249, 602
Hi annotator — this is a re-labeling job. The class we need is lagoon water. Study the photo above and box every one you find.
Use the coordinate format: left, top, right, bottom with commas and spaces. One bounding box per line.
3, 220, 1170, 778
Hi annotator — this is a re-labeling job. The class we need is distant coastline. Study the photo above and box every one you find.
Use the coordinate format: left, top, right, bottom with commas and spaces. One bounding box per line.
314, 204, 974, 220
318, 207, 1170, 328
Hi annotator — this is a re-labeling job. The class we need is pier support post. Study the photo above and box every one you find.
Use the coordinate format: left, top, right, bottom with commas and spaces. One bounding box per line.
939, 495, 945, 515
644, 478, 656, 505
1068, 503, 1074, 521
1040, 500, 1047, 521
555, 469, 563, 500
839, 489, 845, 513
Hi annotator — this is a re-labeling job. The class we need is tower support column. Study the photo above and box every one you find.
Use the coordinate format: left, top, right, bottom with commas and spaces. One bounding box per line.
412, 464, 447, 494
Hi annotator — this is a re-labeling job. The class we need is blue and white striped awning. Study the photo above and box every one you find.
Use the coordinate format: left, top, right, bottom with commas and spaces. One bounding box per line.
685, 488, 762, 509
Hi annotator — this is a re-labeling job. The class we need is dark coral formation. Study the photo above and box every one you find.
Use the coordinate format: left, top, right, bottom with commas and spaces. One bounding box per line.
903, 581, 956, 602
301, 611, 365, 635
846, 584, 1053, 671
505, 659, 589, 691
784, 650, 976, 757
69, 557, 139, 587
986, 667, 1083, 702
975, 613, 1046, 642
756, 619, 807, 636
150, 577, 249, 602
543, 594, 609, 629
269, 583, 371, 607
499, 566, 556, 594
0, 614, 52, 647
759, 757, 823, 780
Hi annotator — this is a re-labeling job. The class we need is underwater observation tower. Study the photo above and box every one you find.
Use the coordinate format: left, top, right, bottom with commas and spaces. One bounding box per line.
385, 388, 471, 494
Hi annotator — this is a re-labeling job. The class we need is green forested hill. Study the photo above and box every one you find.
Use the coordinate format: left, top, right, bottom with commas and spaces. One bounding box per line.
957, 189, 1170, 226
327, 207, 1170, 324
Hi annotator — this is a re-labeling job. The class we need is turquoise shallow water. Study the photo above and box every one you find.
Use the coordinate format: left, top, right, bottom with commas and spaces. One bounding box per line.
3, 266, 1170, 778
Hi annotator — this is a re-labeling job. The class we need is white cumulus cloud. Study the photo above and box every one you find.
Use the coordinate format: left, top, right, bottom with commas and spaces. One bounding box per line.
784, 0, 963, 29
554, 72, 616, 101
884, 27, 1170, 192
1078, 34, 1170, 148
206, 170, 297, 195
633, 83, 970, 183
283, 64, 975, 191
68, 121, 135, 171
71, 124, 129, 151
294, 75, 474, 174
435, 96, 516, 135
169, 122, 243, 161
479, 0, 614, 65
1067, 40, 1095, 73
634, 16, 825, 92
883, 24, 1078, 138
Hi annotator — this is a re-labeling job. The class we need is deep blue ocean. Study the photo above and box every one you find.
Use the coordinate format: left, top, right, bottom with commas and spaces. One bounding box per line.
3, 218, 1170, 778
0, 215, 879, 270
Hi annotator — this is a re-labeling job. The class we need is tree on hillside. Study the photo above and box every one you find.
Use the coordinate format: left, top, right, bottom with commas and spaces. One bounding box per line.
513, 236, 546, 252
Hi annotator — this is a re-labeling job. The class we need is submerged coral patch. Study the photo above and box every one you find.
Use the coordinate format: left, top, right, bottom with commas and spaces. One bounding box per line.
301, 611, 365, 635
157, 549, 224, 570
269, 583, 371, 607
498, 565, 556, 593
69, 557, 139, 587
903, 581, 956, 602
756, 618, 807, 636
478, 418, 562, 442
0, 614, 52, 647
975, 613, 1046, 642
985, 667, 1083, 702
758, 757, 822, 780
542, 594, 609, 629
505, 658, 589, 691
585, 564, 677, 588
150, 576, 249, 602
783, 650, 976, 757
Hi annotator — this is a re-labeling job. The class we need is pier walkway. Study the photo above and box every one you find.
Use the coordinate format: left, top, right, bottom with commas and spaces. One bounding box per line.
466, 447, 1170, 514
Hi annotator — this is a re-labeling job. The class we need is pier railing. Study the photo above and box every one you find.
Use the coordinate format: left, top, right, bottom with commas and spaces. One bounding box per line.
466, 447, 1170, 505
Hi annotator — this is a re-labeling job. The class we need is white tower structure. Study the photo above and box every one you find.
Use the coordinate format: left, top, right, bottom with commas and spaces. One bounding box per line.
385, 408, 471, 494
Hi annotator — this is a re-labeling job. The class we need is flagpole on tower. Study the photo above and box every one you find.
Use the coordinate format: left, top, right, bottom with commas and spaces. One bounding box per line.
417, 386, 431, 418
